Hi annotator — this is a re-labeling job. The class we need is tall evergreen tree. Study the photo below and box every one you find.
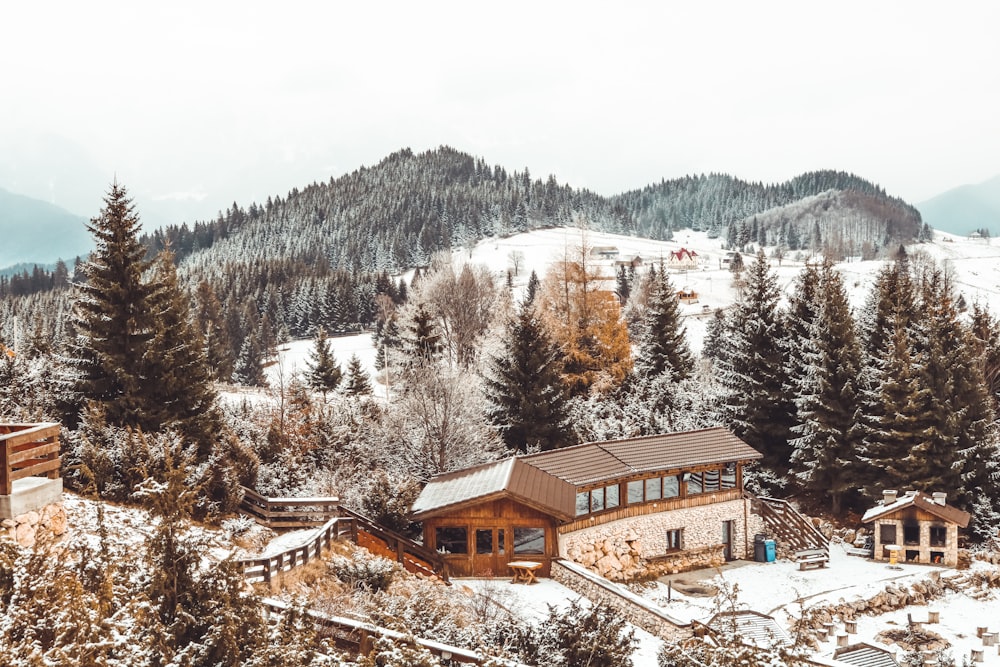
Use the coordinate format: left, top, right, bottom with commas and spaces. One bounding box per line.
716, 251, 796, 481
304, 327, 342, 398
68, 182, 156, 426
484, 299, 573, 452
142, 250, 223, 455
634, 265, 692, 382
789, 262, 864, 514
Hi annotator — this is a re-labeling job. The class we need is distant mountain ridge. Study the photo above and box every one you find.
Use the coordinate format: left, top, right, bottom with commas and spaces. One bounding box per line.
147, 147, 921, 276
918, 175, 1000, 236
0, 187, 91, 269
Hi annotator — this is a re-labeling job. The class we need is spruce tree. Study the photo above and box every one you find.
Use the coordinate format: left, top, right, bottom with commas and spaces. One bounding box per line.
69, 182, 156, 426
484, 299, 573, 452
142, 250, 223, 456
635, 265, 692, 382
343, 354, 372, 396
789, 262, 864, 515
716, 250, 796, 481
305, 327, 342, 398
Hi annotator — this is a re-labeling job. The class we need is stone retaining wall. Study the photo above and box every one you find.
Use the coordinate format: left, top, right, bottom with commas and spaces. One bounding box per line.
551, 559, 692, 642
561, 498, 761, 580
1, 502, 67, 547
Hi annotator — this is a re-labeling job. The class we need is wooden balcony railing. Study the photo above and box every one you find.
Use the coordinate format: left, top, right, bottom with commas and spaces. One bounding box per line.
0, 423, 62, 496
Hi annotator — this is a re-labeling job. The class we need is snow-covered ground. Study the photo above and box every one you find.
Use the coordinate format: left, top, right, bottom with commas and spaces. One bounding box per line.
460, 544, 1000, 666
252, 226, 1000, 393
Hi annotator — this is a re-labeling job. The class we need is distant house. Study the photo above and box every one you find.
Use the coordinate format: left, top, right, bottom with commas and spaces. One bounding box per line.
677, 289, 698, 304
590, 246, 620, 259
410, 427, 764, 579
667, 248, 698, 270
615, 255, 643, 270
862, 490, 970, 567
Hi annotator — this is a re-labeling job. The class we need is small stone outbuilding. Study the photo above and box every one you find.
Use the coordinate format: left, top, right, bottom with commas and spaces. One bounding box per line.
862, 490, 970, 567
1, 422, 67, 547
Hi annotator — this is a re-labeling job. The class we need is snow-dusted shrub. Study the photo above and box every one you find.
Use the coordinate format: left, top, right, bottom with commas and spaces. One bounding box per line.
355, 634, 442, 667
534, 598, 636, 667
221, 515, 256, 538
359, 469, 421, 537
329, 551, 398, 592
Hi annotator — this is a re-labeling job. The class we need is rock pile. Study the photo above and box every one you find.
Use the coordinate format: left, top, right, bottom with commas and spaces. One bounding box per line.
1, 502, 67, 547
565, 531, 645, 581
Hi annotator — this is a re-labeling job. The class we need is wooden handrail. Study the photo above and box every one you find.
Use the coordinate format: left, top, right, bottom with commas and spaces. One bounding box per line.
260, 598, 530, 666
239, 486, 340, 528
0, 422, 61, 495
336, 505, 449, 583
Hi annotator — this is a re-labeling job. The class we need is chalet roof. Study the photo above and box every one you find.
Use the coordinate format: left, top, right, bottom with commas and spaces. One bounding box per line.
409, 458, 577, 521
861, 491, 971, 528
410, 427, 759, 522
669, 247, 698, 260
706, 610, 790, 647
521, 427, 762, 486
832, 642, 899, 667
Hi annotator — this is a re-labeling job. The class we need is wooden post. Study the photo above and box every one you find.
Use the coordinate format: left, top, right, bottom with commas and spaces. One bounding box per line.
845, 619, 857, 634
928, 610, 940, 623
816, 628, 828, 641
971, 648, 983, 663
977, 626, 988, 638
0, 441, 10, 495
983, 632, 998, 647
836, 634, 848, 647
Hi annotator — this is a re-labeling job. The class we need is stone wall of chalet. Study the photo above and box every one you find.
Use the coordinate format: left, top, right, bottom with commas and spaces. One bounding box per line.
560, 498, 763, 581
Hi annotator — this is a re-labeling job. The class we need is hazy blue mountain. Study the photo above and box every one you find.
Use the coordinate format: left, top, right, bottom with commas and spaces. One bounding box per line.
0, 187, 91, 269
918, 175, 1000, 236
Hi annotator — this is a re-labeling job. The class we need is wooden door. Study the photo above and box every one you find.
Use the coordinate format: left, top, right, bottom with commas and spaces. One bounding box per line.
472, 528, 506, 577
722, 520, 734, 561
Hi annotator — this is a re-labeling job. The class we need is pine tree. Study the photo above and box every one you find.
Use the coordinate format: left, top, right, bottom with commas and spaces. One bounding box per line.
68, 182, 156, 426
525, 270, 540, 306
142, 250, 223, 456
484, 299, 573, 452
305, 327, 342, 398
716, 250, 796, 481
343, 354, 372, 396
194, 280, 234, 382
789, 262, 864, 515
635, 265, 692, 382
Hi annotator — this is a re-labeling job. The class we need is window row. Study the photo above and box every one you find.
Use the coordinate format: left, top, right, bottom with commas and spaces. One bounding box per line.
436, 526, 545, 555
575, 465, 739, 517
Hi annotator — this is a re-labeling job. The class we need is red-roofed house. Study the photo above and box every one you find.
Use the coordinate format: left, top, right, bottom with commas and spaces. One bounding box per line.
667, 248, 699, 270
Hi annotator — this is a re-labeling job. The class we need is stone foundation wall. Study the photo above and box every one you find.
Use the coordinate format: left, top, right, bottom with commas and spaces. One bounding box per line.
1, 502, 67, 547
551, 559, 692, 642
561, 499, 758, 580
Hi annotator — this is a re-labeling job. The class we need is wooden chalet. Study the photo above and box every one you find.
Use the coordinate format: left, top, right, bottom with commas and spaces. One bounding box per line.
862, 490, 970, 567
410, 427, 762, 578
667, 247, 698, 270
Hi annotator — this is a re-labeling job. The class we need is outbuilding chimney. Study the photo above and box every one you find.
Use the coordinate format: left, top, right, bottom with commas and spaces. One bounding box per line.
883, 489, 898, 504
932, 492, 947, 506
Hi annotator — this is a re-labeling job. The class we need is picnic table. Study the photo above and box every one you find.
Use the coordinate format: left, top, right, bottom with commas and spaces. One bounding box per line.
508, 560, 543, 584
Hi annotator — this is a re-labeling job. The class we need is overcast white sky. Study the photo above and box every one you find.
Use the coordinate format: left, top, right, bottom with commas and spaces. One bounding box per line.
2, 1, 998, 225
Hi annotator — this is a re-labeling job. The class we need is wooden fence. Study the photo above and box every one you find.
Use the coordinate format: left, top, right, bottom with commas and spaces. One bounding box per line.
0, 422, 61, 495
238, 517, 353, 584
240, 486, 341, 529
260, 598, 529, 666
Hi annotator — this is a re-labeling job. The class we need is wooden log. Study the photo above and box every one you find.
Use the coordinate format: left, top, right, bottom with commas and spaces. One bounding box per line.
983, 632, 998, 647
836, 634, 848, 647
844, 619, 857, 634
971, 648, 983, 663
928, 610, 940, 623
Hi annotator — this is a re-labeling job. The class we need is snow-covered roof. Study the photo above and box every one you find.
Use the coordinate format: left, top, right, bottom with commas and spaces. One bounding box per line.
861, 491, 970, 527
706, 610, 790, 647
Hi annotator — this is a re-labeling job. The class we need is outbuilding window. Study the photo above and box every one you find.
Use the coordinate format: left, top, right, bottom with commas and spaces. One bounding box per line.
513, 527, 545, 554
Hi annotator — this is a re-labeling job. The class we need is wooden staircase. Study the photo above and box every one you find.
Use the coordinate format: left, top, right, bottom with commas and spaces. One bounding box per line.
748, 494, 829, 558
236, 487, 449, 583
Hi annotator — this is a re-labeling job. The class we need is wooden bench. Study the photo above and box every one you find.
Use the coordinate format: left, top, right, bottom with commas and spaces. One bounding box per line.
796, 549, 829, 570
508, 560, 543, 584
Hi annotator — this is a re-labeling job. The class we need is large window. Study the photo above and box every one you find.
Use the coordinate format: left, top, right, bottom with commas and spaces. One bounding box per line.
475, 529, 493, 554
721, 464, 737, 490
436, 526, 468, 554
576, 491, 589, 516
645, 477, 662, 501
605, 484, 620, 509
687, 472, 703, 495
704, 469, 720, 493
929, 525, 946, 547
513, 527, 545, 555
880, 524, 897, 545
663, 475, 680, 498
627, 480, 644, 503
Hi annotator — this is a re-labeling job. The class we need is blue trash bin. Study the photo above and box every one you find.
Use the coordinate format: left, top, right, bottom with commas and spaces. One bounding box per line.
764, 539, 776, 562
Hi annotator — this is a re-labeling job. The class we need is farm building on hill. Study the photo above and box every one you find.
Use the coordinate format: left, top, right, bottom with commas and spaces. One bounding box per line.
410, 427, 768, 580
